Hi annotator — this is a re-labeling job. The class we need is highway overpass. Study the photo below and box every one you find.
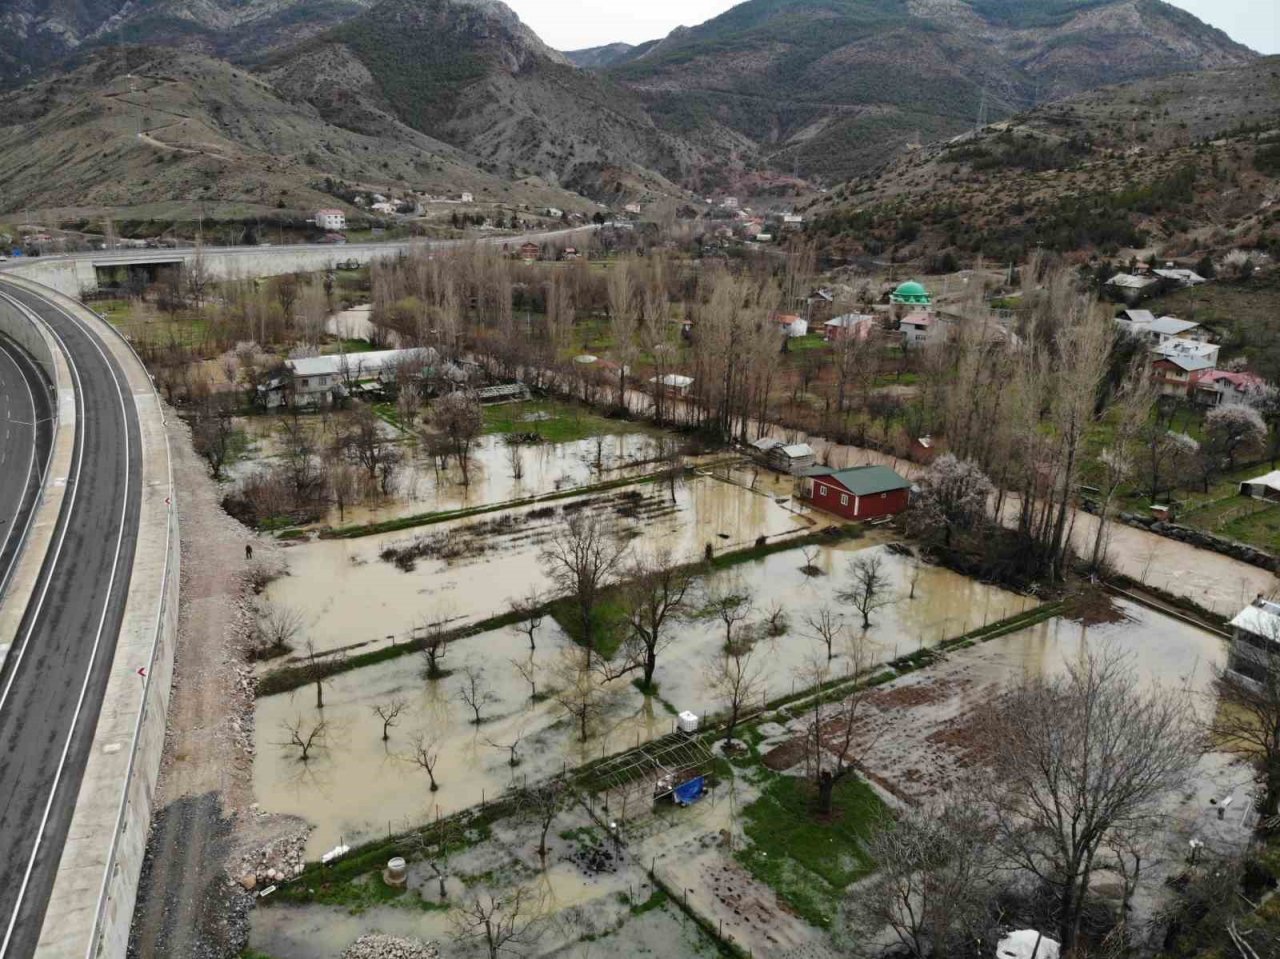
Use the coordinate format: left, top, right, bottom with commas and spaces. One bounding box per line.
0, 227, 597, 298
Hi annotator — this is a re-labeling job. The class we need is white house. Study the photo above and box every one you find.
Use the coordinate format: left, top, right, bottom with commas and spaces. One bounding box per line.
1154, 266, 1207, 288
1153, 337, 1220, 368
460, 192, 474, 203
1105, 272, 1163, 304
315, 209, 347, 231
649, 373, 694, 397
262, 349, 436, 409
1228, 597, 1280, 684
1240, 471, 1280, 502
775, 314, 809, 338
370, 201, 397, 215
624, 202, 643, 216
899, 311, 937, 347
1117, 311, 1208, 345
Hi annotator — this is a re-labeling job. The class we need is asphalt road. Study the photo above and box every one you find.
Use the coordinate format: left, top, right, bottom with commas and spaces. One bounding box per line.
0, 334, 52, 608
0, 281, 142, 959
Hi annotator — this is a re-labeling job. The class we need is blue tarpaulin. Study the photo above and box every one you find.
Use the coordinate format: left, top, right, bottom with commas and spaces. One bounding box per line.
673, 776, 705, 806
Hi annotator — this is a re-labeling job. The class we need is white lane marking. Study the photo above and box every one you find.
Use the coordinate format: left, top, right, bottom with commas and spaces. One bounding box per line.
0, 285, 131, 956
0, 338, 40, 603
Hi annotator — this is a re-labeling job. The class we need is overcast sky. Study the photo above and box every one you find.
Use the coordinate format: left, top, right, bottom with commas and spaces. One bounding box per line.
505, 0, 1279, 55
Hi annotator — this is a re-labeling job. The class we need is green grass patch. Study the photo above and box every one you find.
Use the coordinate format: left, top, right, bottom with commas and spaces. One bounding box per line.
324, 338, 375, 354
737, 772, 884, 929
482, 398, 651, 444
785, 334, 829, 353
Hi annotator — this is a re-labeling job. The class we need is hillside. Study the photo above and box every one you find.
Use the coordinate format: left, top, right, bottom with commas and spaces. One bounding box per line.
0, 0, 376, 88
805, 56, 1280, 265
0, 46, 592, 220
599, 0, 1256, 185
261, 0, 715, 201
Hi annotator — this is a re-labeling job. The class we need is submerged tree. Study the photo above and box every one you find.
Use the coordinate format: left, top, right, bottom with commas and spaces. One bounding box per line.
840, 554, 894, 629
540, 513, 630, 657
985, 649, 1201, 951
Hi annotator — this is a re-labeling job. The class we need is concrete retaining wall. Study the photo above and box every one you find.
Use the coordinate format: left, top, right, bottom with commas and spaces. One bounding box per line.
0, 278, 180, 959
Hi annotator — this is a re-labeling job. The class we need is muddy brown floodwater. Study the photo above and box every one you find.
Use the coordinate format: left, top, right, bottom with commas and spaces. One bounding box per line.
255, 538, 1027, 858
261, 474, 816, 659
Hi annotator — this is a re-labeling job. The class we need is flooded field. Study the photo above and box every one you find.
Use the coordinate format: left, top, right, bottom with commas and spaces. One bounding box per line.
251, 800, 727, 959
261, 474, 815, 658
255, 538, 1027, 857
229, 410, 671, 529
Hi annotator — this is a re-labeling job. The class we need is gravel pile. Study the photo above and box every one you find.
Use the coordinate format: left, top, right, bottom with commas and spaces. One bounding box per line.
231, 815, 309, 889
343, 934, 441, 959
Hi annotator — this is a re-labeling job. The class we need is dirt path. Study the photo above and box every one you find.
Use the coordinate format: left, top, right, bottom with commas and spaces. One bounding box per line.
128, 414, 278, 959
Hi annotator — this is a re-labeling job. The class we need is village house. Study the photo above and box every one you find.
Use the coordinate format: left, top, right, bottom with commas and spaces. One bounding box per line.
1105, 272, 1165, 304
1154, 265, 1207, 288
1227, 596, 1280, 684
260, 348, 441, 409
314, 209, 347, 232
899, 311, 937, 348
1115, 310, 1208, 345
1240, 471, 1280, 502
1150, 339, 1220, 398
649, 373, 694, 398
800, 465, 913, 521
459, 192, 474, 203
518, 242, 541, 262
370, 202, 397, 215
824, 313, 878, 343
773, 313, 809, 338
749, 438, 817, 474
1191, 369, 1267, 406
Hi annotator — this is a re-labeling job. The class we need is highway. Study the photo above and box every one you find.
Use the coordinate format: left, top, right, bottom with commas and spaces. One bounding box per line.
0, 334, 52, 609
0, 280, 142, 959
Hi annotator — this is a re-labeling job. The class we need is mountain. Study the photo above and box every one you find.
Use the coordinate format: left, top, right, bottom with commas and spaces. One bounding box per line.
564, 43, 638, 70
599, 0, 1257, 184
804, 56, 1280, 264
0, 45, 590, 218
0, 0, 377, 87
261, 0, 710, 200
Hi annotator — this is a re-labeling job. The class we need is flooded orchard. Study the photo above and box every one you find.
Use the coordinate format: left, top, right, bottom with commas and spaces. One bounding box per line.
254, 538, 1028, 857
260, 472, 817, 658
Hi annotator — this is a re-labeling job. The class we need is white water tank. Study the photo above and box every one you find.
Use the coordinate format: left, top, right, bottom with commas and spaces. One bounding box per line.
677, 711, 700, 734
997, 930, 1060, 959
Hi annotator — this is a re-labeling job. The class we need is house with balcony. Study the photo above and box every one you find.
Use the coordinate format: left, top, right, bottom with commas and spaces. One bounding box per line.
1228, 597, 1280, 684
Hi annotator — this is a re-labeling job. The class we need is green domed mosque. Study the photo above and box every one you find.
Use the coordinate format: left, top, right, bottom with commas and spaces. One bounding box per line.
890, 280, 931, 306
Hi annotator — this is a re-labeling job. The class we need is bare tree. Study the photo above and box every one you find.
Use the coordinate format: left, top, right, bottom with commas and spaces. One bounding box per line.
485, 729, 524, 767
616, 549, 694, 690
302, 640, 340, 710
804, 606, 845, 662
254, 603, 303, 659
511, 655, 539, 702
431, 391, 484, 484
373, 698, 408, 741
551, 648, 610, 743
700, 584, 754, 652
540, 513, 630, 657
450, 886, 546, 959
345, 403, 402, 495
848, 800, 1000, 959
457, 666, 495, 725
506, 439, 525, 480
507, 589, 544, 651
986, 649, 1202, 951
840, 554, 894, 629
280, 716, 327, 763
407, 732, 443, 792
800, 544, 823, 577
707, 644, 763, 745
420, 619, 450, 680
191, 411, 235, 480
520, 780, 567, 864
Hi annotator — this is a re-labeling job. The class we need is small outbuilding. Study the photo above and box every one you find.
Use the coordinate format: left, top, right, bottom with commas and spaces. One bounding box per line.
769, 443, 817, 474
800, 465, 912, 521
1241, 470, 1280, 502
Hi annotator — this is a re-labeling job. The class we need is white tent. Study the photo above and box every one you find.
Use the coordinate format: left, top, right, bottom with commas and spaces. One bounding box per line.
997, 930, 1061, 959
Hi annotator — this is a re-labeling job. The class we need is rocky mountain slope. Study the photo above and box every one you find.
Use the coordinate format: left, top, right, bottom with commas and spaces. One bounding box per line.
805, 56, 1280, 264
261, 0, 714, 200
0, 46, 589, 217
597, 0, 1256, 184
0, 0, 375, 87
